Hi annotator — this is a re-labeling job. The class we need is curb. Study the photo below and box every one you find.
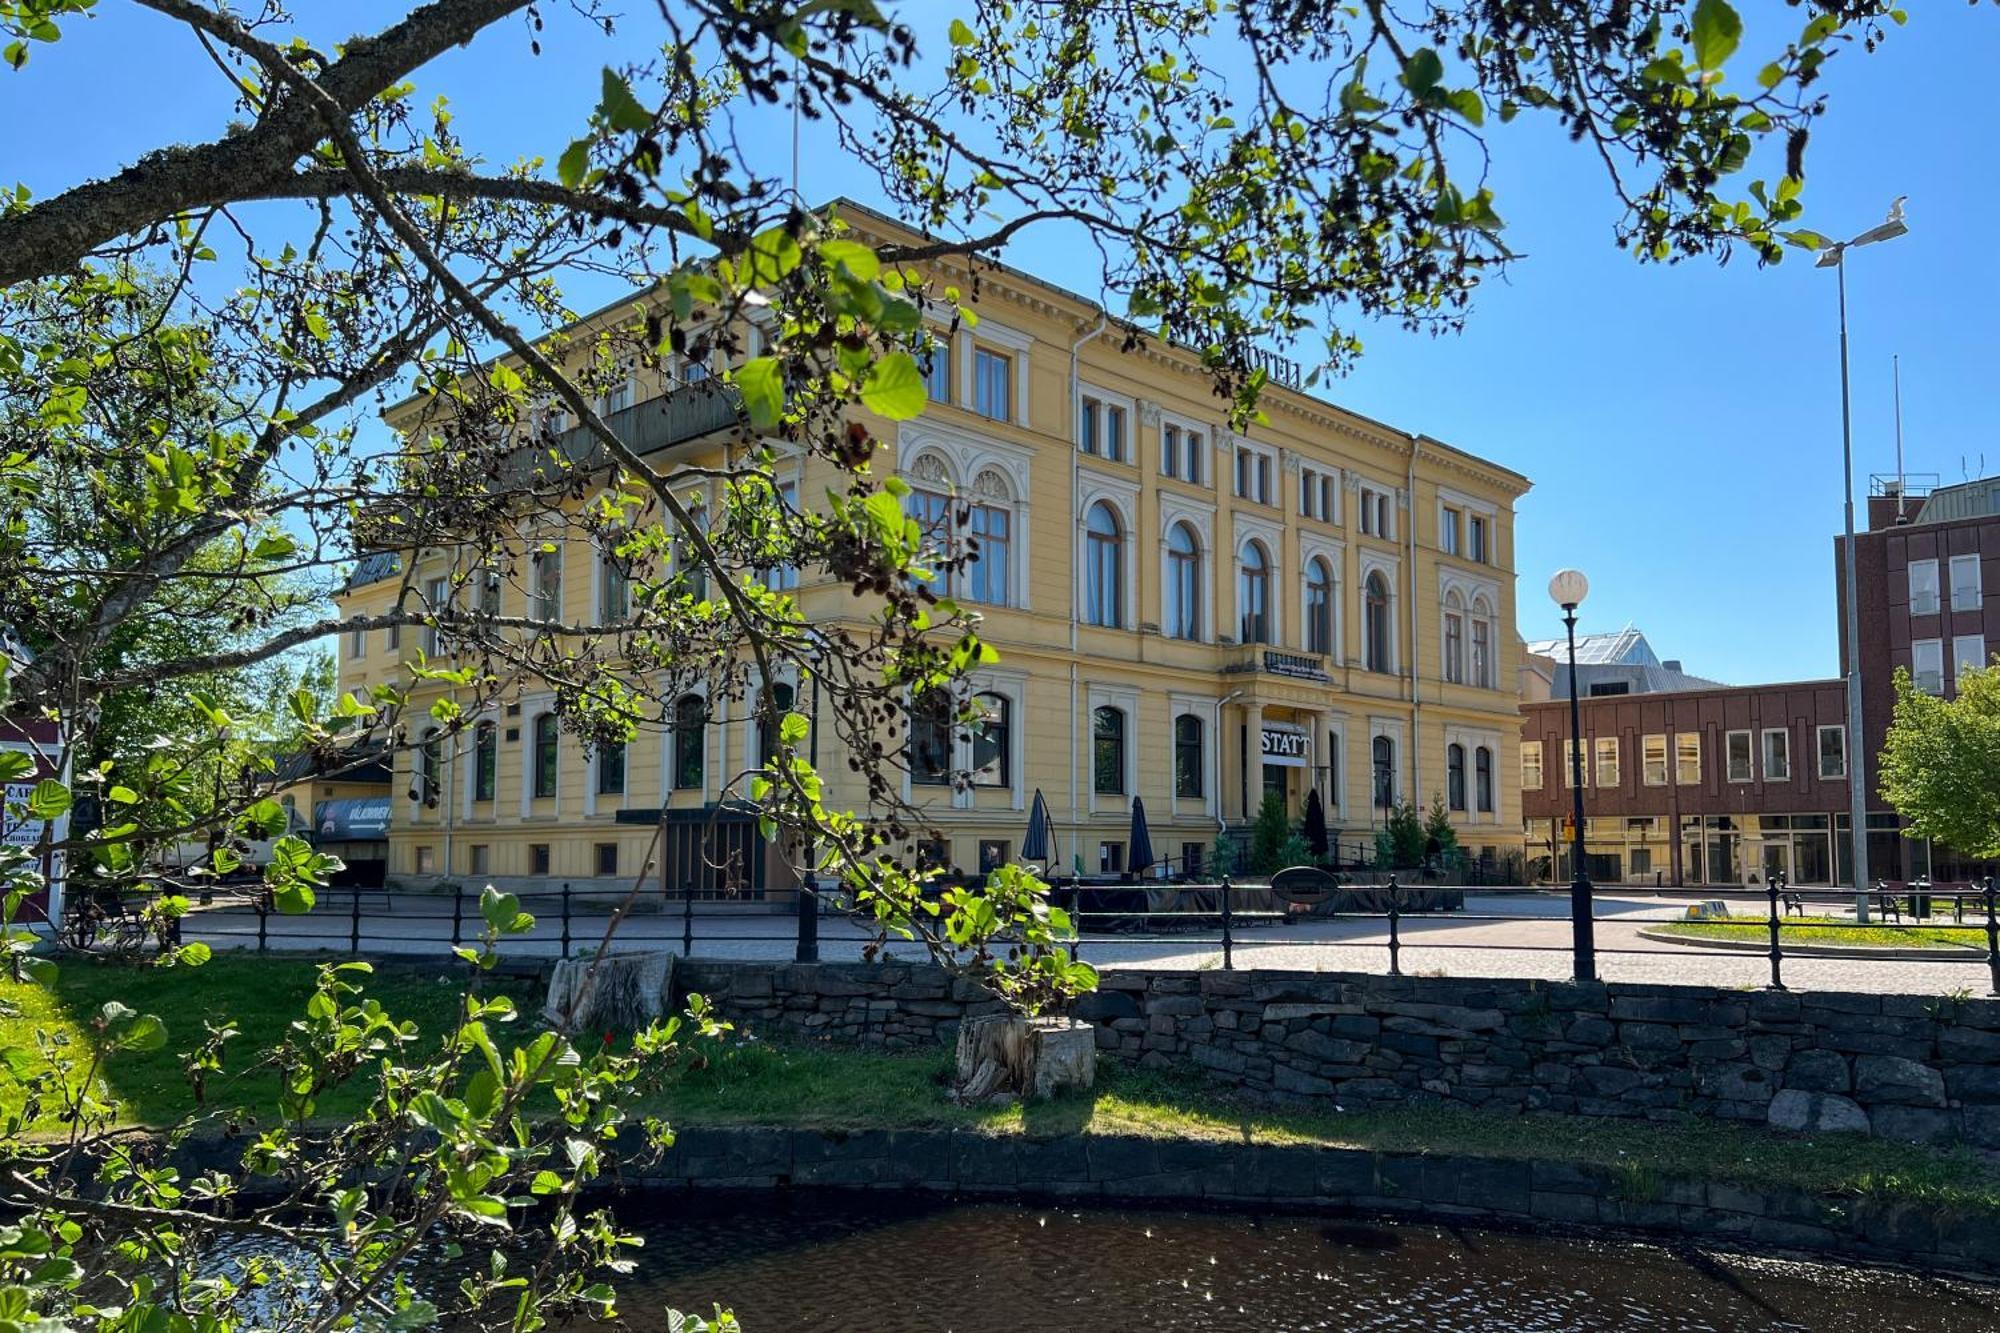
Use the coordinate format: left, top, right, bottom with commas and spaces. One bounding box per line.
1635, 926, 1984, 962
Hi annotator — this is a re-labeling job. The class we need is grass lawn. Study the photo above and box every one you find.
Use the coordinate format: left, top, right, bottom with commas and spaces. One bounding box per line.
1654, 916, 1988, 951
0, 953, 538, 1131
655, 1035, 2000, 1213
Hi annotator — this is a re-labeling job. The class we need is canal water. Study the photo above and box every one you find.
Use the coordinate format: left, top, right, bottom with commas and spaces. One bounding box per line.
619, 1194, 2000, 1331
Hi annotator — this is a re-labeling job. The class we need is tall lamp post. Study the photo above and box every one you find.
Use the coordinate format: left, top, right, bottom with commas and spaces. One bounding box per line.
1549, 568, 1596, 983
1818, 199, 1909, 920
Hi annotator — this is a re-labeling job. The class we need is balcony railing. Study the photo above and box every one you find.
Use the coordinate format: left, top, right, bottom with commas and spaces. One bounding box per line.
1223, 649, 1330, 683
556, 383, 742, 463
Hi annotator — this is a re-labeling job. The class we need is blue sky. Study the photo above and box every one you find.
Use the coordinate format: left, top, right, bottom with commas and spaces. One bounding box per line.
6, 2, 1997, 685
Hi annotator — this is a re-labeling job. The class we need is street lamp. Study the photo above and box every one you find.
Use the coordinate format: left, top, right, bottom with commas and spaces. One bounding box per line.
1818, 198, 1909, 921
1548, 568, 1596, 983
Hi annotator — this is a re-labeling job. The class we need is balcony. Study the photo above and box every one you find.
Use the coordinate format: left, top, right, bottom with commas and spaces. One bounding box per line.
1223, 649, 1330, 683
555, 383, 742, 464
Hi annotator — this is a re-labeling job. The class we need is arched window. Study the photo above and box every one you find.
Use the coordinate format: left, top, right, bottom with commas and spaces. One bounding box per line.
971, 693, 1011, 787
596, 739, 627, 796
1174, 714, 1204, 799
1471, 597, 1494, 688
1093, 706, 1126, 795
1084, 502, 1124, 628
1443, 591, 1466, 685
1447, 742, 1467, 812
532, 714, 559, 800
473, 721, 497, 802
1364, 571, 1392, 673
1372, 734, 1394, 810
1305, 557, 1334, 656
910, 689, 953, 786
672, 694, 706, 790
966, 471, 1012, 605
1475, 746, 1494, 813
1166, 522, 1202, 641
757, 682, 796, 768
417, 728, 442, 806
1239, 540, 1271, 644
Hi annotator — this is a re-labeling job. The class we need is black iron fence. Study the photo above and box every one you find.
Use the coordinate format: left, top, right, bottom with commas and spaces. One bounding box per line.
58, 871, 2000, 994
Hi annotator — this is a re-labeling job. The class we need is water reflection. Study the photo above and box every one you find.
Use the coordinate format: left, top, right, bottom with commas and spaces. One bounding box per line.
618, 1193, 2000, 1332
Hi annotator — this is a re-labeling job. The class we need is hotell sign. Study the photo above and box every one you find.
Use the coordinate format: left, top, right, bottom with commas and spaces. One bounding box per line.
1260, 726, 1309, 767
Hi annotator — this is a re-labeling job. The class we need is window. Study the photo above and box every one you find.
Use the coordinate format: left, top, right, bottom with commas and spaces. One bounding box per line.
1174, 713, 1203, 799
469, 844, 490, 877
978, 839, 1010, 874
1725, 729, 1753, 783
348, 626, 366, 659
1440, 506, 1461, 555
1162, 423, 1203, 483
1234, 447, 1273, 504
1239, 541, 1272, 644
417, 728, 442, 806
386, 621, 400, 652
1912, 638, 1944, 695
416, 845, 436, 875
1301, 467, 1337, 522
425, 576, 450, 657
1953, 633, 1987, 686
1166, 522, 1202, 640
1305, 558, 1334, 656
595, 842, 619, 877
1181, 842, 1205, 878
1521, 740, 1544, 791
1952, 553, 1983, 611
532, 713, 559, 799
971, 694, 1010, 788
1563, 739, 1584, 789
1475, 746, 1494, 813
911, 690, 953, 786
756, 682, 795, 767
1363, 571, 1391, 672
1359, 486, 1393, 538
1676, 733, 1701, 785
1093, 706, 1126, 795
910, 464, 1014, 606
1442, 594, 1465, 684
1469, 515, 1489, 564
474, 722, 497, 801
673, 516, 708, 601
480, 569, 502, 617
1371, 735, 1395, 809
1099, 842, 1126, 875
598, 360, 634, 415
672, 694, 706, 790
766, 479, 801, 592
596, 740, 626, 796
1447, 743, 1467, 812
530, 843, 551, 876
1762, 727, 1790, 782
1079, 396, 1124, 460
1909, 558, 1940, 615
973, 348, 1011, 421
923, 337, 951, 402
1470, 615, 1492, 689
533, 543, 562, 621
1594, 736, 1619, 788
1642, 734, 1668, 787
598, 543, 631, 621
1817, 724, 1847, 780
1084, 501, 1124, 628
966, 493, 1011, 605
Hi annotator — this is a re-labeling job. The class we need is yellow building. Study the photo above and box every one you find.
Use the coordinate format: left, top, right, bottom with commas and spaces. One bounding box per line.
337, 201, 1531, 895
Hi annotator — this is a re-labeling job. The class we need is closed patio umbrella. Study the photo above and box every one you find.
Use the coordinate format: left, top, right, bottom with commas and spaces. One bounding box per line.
1022, 788, 1054, 865
1127, 795, 1155, 880
1302, 788, 1330, 863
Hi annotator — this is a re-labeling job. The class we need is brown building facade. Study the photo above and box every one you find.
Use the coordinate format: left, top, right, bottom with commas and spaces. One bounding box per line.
1519, 681, 1882, 887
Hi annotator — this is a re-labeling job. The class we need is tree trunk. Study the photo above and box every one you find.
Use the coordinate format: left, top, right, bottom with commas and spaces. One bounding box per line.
542, 951, 675, 1031
953, 1014, 1096, 1104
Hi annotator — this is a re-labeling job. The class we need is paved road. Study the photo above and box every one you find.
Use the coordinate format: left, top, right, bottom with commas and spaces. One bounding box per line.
172, 891, 1996, 996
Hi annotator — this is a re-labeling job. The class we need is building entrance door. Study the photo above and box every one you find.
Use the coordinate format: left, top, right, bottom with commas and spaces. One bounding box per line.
1762, 841, 1792, 887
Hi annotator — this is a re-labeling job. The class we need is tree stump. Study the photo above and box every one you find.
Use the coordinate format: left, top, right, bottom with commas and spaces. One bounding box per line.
542, 952, 675, 1031
953, 1013, 1096, 1104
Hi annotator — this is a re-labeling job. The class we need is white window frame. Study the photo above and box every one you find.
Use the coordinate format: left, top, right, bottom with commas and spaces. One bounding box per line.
1675, 732, 1701, 786
1951, 553, 1982, 612
1641, 734, 1667, 787
1594, 735, 1620, 789
1439, 504, 1461, 556
972, 346, 1013, 423
424, 575, 450, 657
1912, 637, 1945, 696
1298, 535, 1343, 661
897, 421, 1036, 611
1816, 724, 1847, 781
1725, 729, 1753, 783
1468, 513, 1489, 564
1521, 740, 1543, 791
1909, 557, 1940, 616
1562, 739, 1585, 789
1232, 511, 1285, 646
1158, 494, 1216, 644
1078, 382, 1134, 463
1359, 553, 1401, 674
959, 315, 1032, 424
1322, 715, 1348, 821
1159, 411, 1209, 486
1232, 439, 1278, 506
1953, 633, 1987, 687
1761, 727, 1790, 783
1085, 682, 1140, 815
1169, 689, 1221, 820
1076, 472, 1140, 631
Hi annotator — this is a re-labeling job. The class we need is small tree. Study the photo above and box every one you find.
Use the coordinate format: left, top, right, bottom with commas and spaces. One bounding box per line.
1879, 664, 2000, 858
1248, 792, 1294, 875
1374, 799, 1426, 869
1423, 792, 1463, 869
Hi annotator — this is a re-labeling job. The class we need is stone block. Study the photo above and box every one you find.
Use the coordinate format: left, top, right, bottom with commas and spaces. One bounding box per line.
1086, 1136, 1161, 1182
1316, 1150, 1377, 1197
1619, 1022, 1682, 1052
1074, 990, 1140, 1021
1783, 1049, 1850, 1093
1273, 1063, 1337, 1096
1566, 1015, 1615, 1047
1939, 1026, 2000, 1063
1853, 1055, 1946, 1107
1016, 1134, 1092, 1184
1698, 1063, 1774, 1103
1871, 1104, 1956, 1145
1946, 1064, 2000, 1103
1766, 1089, 1870, 1136
1148, 995, 1208, 1018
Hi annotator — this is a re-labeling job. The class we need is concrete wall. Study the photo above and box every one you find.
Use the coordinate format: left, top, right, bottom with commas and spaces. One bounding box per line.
673, 959, 2000, 1146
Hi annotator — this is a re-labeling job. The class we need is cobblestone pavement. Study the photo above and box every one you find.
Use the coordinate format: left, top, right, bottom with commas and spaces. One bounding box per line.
173, 890, 1996, 996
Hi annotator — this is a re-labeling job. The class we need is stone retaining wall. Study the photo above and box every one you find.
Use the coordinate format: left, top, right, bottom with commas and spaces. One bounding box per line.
641, 1125, 1996, 1275
672, 959, 2000, 1146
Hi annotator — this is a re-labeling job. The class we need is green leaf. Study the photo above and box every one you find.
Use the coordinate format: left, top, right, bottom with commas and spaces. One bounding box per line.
859, 351, 925, 421
736, 357, 784, 429
557, 139, 590, 189
304, 309, 330, 342
113, 1013, 167, 1053
1400, 48, 1443, 95
820, 238, 880, 281
598, 67, 653, 133
25, 780, 68, 820
0, 752, 30, 783
947, 18, 975, 46
1691, 0, 1743, 71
